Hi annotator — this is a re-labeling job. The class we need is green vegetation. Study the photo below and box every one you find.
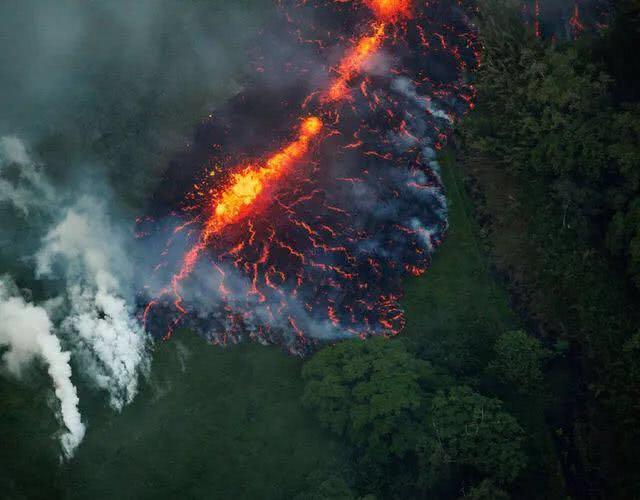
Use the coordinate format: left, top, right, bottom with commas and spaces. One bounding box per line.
424, 386, 526, 484
489, 330, 552, 394
301, 338, 531, 498
458, 0, 640, 496
0, 362, 65, 499
402, 149, 517, 377
1, 332, 346, 499
299, 4, 640, 496
302, 338, 427, 457
3, 0, 639, 497
300, 148, 565, 498
6, 146, 547, 499
64, 332, 347, 499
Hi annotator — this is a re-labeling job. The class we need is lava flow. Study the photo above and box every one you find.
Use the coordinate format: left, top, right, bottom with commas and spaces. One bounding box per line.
324, 22, 387, 102
140, 0, 480, 353
364, 0, 412, 22
173, 115, 323, 295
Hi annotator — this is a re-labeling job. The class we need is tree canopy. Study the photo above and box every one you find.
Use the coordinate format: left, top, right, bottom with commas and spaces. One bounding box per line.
489, 330, 551, 393
301, 337, 429, 459
302, 339, 528, 496
421, 386, 527, 485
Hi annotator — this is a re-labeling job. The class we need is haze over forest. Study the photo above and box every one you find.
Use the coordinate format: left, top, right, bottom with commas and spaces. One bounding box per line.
1, 0, 639, 498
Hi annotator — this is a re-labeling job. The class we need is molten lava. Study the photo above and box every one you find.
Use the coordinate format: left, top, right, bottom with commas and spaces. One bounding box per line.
141, 0, 481, 352
168, 116, 323, 309
325, 22, 387, 102
364, 0, 412, 21
207, 116, 322, 237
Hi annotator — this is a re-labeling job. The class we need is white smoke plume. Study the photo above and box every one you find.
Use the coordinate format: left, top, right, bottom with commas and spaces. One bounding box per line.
390, 76, 453, 123
0, 136, 150, 454
0, 277, 85, 458
36, 198, 149, 410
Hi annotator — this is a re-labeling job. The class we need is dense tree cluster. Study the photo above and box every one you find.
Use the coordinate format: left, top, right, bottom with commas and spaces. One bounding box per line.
462, 0, 640, 496
489, 330, 551, 393
302, 338, 428, 461
420, 386, 526, 484
301, 338, 530, 498
299, 0, 640, 497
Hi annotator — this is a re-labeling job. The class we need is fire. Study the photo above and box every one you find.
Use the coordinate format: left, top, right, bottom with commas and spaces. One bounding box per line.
323, 0, 413, 102
141, 0, 482, 350
164, 116, 323, 315
207, 116, 322, 237
364, 0, 412, 21
325, 22, 387, 102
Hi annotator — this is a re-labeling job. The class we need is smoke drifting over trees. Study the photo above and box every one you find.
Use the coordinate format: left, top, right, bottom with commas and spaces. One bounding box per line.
0, 277, 85, 457
0, 0, 270, 457
0, 136, 149, 456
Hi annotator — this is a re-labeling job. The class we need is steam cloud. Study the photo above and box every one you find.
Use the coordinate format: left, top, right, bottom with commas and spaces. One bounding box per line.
0, 137, 55, 213
0, 0, 278, 458
0, 136, 149, 456
0, 277, 85, 458
36, 198, 149, 410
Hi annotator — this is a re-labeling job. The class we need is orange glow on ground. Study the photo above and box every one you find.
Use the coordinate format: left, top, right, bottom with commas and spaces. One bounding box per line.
325, 22, 387, 102
170, 116, 323, 294
146, 0, 454, 341
206, 116, 322, 237
364, 0, 412, 21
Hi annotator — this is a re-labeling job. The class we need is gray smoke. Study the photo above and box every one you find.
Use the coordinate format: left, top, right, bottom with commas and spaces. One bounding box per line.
0, 0, 271, 210
0, 0, 269, 458
0, 136, 55, 214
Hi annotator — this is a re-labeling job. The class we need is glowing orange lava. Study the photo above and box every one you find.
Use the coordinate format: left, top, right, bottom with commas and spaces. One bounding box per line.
206, 116, 322, 237
325, 22, 387, 102
169, 116, 323, 302
146, 0, 470, 342
175, 5, 408, 287
364, 0, 412, 21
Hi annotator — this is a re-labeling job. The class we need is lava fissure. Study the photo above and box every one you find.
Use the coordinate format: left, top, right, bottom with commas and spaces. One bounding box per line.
139, 0, 480, 354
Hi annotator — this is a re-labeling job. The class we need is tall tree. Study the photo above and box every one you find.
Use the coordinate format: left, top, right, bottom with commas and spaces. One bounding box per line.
419, 386, 526, 486
302, 338, 430, 460
489, 330, 552, 393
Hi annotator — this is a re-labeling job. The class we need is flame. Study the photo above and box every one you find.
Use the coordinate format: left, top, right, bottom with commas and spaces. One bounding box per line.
142, 0, 482, 347
207, 116, 323, 237
169, 116, 323, 304
364, 0, 412, 21
325, 22, 387, 102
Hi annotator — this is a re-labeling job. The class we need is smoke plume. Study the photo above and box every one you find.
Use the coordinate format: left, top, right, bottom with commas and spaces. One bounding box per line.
0, 136, 149, 455
37, 198, 149, 410
0, 277, 85, 458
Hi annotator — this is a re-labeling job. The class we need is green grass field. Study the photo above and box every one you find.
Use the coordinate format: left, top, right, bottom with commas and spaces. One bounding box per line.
2, 335, 345, 500
1, 150, 565, 499
61, 333, 345, 499
402, 150, 517, 372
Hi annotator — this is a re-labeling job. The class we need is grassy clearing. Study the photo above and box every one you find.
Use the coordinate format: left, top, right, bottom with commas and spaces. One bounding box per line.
1, 319, 344, 500
402, 149, 566, 498
402, 149, 517, 370
63, 331, 344, 500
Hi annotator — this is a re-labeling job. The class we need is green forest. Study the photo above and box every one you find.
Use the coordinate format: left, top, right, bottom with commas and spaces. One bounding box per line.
1, 0, 639, 498
296, 0, 640, 497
